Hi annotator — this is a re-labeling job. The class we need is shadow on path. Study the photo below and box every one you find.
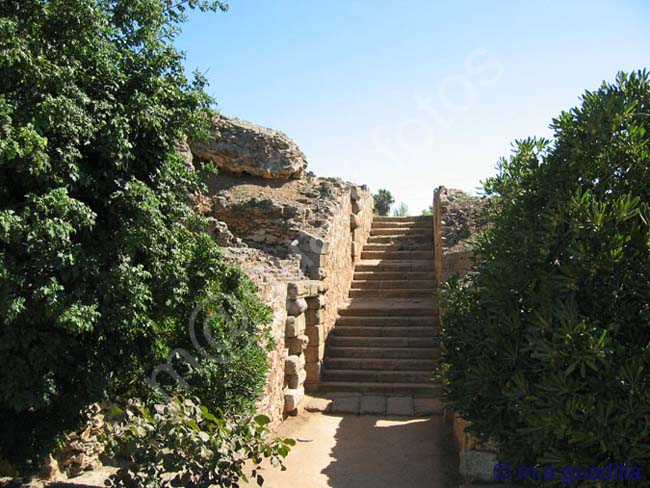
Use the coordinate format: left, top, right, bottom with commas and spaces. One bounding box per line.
321, 415, 460, 488
247, 413, 460, 488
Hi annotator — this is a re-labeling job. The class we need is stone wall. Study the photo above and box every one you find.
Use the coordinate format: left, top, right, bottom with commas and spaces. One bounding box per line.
220, 248, 303, 427
290, 186, 374, 393
213, 181, 373, 422
433, 186, 489, 285
433, 186, 495, 483
187, 115, 375, 422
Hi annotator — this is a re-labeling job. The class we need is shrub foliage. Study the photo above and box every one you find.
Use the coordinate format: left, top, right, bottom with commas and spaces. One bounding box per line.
441, 71, 650, 474
0, 0, 274, 469
102, 396, 295, 488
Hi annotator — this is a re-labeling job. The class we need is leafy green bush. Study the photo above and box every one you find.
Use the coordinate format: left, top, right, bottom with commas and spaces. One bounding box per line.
102, 396, 294, 488
441, 71, 650, 475
0, 0, 275, 470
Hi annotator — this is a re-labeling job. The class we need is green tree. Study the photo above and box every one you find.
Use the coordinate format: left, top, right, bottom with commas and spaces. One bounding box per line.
421, 206, 433, 216
0, 0, 273, 469
441, 71, 650, 476
373, 188, 394, 216
392, 201, 408, 217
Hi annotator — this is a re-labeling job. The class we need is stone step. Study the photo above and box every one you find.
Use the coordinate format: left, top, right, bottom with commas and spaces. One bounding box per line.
355, 260, 435, 272
322, 368, 437, 384
324, 357, 439, 371
360, 250, 434, 260
349, 288, 433, 299
363, 243, 434, 252
374, 216, 433, 223
335, 315, 437, 327
329, 335, 438, 348
327, 346, 439, 359
338, 301, 436, 317
334, 326, 437, 337
367, 234, 432, 244
372, 221, 431, 229
351, 280, 434, 290
353, 271, 436, 281
370, 228, 433, 237
318, 381, 442, 397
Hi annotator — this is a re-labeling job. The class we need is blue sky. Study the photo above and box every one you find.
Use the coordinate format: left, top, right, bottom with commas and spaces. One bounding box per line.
176, 0, 649, 215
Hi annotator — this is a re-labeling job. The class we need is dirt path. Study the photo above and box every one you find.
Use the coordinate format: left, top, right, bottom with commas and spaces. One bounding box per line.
244, 411, 461, 488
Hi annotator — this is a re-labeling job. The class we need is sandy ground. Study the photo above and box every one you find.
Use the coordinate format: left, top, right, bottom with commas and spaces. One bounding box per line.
2, 412, 460, 488
242, 411, 461, 488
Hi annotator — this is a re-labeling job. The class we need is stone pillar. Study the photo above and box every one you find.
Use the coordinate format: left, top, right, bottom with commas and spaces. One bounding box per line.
283, 289, 308, 416
350, 185, 372, 263
304, 293, 327, 391
283, 280, 323, 414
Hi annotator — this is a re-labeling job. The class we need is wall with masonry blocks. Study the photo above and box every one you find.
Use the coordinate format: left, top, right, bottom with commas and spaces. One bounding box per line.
252, 279, 288, 426
432, 186, 496, 469
283, 185, 374, 414
433, 186, 475, 286
232, 185, 372, 424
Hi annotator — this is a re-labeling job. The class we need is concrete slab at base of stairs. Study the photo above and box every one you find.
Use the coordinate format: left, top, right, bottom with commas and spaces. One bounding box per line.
386, 396, 415, 416
330, 396, 361, 414
359, 395, 386, 414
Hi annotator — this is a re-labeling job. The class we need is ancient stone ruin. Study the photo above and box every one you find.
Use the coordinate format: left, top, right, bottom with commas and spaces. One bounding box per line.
190, 115, 308, 179
187, 115, 373, 423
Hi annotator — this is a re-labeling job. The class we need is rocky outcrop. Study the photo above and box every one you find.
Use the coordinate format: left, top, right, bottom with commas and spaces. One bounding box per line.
190, 115, 307, 180
175, 139, 194, 170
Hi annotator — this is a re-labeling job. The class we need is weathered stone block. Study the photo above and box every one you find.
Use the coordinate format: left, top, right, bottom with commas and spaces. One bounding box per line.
303, 394, 331, 413
298, 250, 326, 269
284, 354, 305, 375
305, 307, 325, 326
306, 265, 327, 280
350, 214, 360, 230
305, 343, 325, 363
360, 396, 386, 415
283, 386, 305, 412
304, 361, 323, 383
386, 397, 414, 416
286, 297, 308, 316
285, 314, 306, 338
294, 230, 330, 255
305, 324, 324, 345
330, 396, 360, 414
414, 398, 444, 416
286, 369, 307, 389
351, 241, 360, 260
306, 295, 326, 310
287, 334, 309, 355
287, 280, 321, 299
459, 449, 498, 483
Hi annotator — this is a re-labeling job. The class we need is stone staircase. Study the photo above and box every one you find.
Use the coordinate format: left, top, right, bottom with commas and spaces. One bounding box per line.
319, 215, 441, 398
